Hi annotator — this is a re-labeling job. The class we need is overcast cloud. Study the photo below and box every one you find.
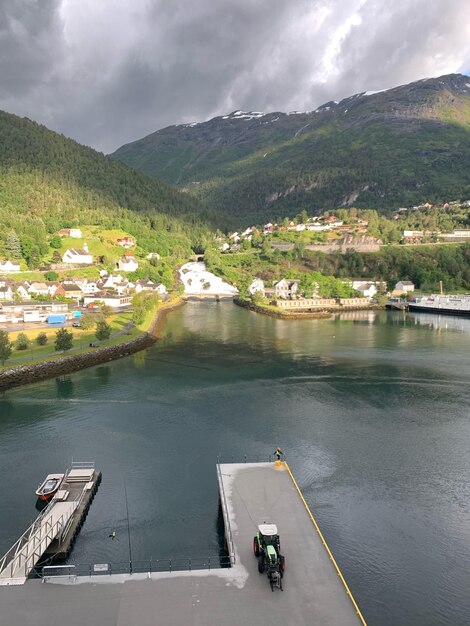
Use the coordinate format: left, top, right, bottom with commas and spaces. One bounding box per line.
1, 0, 469, 152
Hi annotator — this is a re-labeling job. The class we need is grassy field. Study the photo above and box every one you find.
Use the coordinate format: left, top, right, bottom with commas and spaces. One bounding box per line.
2, 311, 134, 367
0, 297, 181, 370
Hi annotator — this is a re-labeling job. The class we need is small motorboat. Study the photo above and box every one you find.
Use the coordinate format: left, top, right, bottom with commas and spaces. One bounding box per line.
35, 473, 65, 501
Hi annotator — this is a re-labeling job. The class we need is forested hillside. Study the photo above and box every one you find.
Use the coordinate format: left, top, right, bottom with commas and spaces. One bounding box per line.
0, 109, 218, 266
113, 74, 470, 223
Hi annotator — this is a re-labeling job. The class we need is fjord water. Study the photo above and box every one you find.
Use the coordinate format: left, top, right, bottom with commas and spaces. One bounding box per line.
1, 303, 470, 626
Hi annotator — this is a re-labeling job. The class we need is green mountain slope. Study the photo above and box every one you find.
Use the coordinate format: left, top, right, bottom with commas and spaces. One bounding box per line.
112, 74, 470, 223
0, 109, 219, 263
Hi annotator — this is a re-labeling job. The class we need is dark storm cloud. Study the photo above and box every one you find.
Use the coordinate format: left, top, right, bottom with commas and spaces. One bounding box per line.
0, 0, 64, 98
0, 0, 469, 152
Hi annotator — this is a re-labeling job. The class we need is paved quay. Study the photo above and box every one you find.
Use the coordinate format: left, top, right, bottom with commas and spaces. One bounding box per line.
0, 462, 367, 626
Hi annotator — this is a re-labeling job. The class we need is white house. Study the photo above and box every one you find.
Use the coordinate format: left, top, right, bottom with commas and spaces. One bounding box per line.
146, 252, 161, 260
274, 279, 300, 299
98, 273, 125, 289
394, 281, 415, 293
80, 280, 100, 294
355, 283, 377, 298
248, 278, 265, 296
0, 285, 13, 300
62, 243, 93, 264
15, 283, 31, 300
83, 293, 132, 308
117, 255, 139, 272
134, 280, 167, 295
0, 260, 21, 273
28, 282, 49, 296
349, 279, 381, 290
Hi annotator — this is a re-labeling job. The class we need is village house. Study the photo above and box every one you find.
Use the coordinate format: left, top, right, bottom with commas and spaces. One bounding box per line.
58, 228, 82, 238
0, 284, 13, 300
393, 281, 415, 294
355, 283, 377, 298
79, 279, 100, 294
0, 260, 21, 273
248, 278, 265, 296
83, 292, 132, 308
273, 279, 300, 300
46, 282, 61, 297
146, 252, 161, 260
15, 282, 31, 300
349, 279, 385, 291
60, 284, 84, 300
62, 243, 93, 264
51, 284, 66, 298
117, 254, 139, 272
134, 280, 167, 295
97, 273, 126, 290
28, 282, 49, 297
117, 236, 135, 248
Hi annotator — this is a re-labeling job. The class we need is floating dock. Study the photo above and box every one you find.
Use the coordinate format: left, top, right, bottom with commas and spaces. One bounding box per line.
0, 462, 367, 625
0, 462, 100, 585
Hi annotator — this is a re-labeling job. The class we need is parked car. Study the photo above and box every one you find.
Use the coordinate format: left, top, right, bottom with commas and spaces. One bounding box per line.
72, 322, 81, 328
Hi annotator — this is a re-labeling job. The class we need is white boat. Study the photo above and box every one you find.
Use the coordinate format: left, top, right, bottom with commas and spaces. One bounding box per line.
408, 294, 470, 317
35, 473, 65, 501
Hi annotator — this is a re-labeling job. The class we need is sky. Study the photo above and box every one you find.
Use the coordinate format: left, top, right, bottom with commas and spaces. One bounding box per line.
1, 0, 470, 153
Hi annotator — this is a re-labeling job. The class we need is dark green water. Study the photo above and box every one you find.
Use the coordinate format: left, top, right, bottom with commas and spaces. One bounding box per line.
1, 303, 470, 625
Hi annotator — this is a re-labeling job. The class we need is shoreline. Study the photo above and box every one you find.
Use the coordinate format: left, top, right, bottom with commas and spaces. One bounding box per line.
0, 298, 185, 393
233, 297, 383, 319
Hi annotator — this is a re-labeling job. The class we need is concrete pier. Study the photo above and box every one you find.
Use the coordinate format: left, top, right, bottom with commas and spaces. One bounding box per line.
0, 461, 367, 625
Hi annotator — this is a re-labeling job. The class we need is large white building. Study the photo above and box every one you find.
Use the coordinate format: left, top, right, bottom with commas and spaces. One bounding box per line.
62, 243, 93, 264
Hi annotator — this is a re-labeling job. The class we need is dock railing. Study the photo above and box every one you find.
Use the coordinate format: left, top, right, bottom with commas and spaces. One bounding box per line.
39, 555, 232, 581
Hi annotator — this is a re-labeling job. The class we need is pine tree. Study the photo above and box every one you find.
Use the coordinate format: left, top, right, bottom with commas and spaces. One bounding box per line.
95, 320, 111, 341
6, 230, 22, 259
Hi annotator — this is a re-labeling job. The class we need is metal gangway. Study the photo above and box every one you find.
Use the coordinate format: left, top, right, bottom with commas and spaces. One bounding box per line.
0, 462, 96, 585
0, 500, 78, 585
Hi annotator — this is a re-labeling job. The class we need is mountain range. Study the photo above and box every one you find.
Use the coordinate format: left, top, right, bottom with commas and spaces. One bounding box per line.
112, 74, 470, 224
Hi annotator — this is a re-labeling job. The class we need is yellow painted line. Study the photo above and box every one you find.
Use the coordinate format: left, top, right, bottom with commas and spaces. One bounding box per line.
284, 462, 368, 626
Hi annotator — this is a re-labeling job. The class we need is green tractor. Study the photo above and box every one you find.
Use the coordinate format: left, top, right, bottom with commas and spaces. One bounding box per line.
253, 523, 285, 591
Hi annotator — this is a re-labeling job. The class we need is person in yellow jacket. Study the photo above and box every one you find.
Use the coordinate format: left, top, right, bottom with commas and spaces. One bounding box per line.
273, 447, 283, 462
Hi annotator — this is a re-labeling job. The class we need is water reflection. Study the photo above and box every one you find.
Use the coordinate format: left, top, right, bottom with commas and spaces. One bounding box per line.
55, 376, 74, 398
0, 305, 469, 626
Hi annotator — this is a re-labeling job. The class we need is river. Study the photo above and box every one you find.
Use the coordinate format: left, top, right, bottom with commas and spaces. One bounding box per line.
1, 303, 470, 625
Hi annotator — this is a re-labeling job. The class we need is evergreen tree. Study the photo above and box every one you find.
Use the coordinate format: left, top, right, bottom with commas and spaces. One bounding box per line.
27, 246, 41, 269
54, 328, 73, 352
0, 331, 12, 365
6, 230, 22, 259
95, 320, 111, 341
